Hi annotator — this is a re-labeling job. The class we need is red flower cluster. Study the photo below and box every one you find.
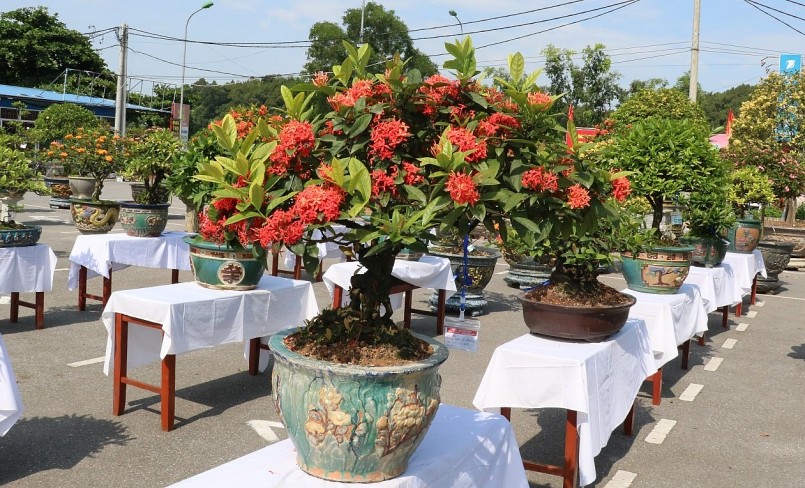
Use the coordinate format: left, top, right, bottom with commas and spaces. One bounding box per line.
328, 79, 390, 110
369, 118, 410, 161
268, 120, 315, 176
567, 184, 591, 209
371, 168, 398, 198
611, 176, 631, 202
435, 126, 488, 163
446, 172, 480, 205
527, 91, 553, 109
312, 71, 329, 87
256, 185, 345, 248
521, 167, 559, 192
476, 113, 521, 138
419, 74, 460, 116
481, 86, 519, 113
402, 161, 424, 185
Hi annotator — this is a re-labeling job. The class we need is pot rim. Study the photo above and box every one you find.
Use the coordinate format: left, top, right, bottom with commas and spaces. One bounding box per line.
518, 292, 636, 313
183, 235, 254, 252
269, 327, 449, 374
118, 200, 171, 209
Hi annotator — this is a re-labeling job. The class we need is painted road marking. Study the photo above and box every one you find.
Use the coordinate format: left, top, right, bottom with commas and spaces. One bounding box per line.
0, 295, 9, 305
756, 301, 765, 307
495, 271, 508, 275
645, 419, 677, 444
680, 383, 704, 401
736, 323, 749, 332
247, 420, 285, 442
67, 356, 105, 368
723, 338, 738, 349
704, 357, 724, 371
604, 470, 637, 488
746, 310, 758, 318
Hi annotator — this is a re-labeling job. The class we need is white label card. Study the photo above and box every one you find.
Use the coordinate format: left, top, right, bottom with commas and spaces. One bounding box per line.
443, 316, 481, 352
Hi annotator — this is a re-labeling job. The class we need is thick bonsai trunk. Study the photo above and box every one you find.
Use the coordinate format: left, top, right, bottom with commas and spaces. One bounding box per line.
349, 246, 396, 327
181, 199, 199, 232
649, 194, 663, 233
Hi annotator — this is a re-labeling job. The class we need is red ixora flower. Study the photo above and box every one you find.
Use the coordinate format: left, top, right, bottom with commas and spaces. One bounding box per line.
402, 161, 424, 185
419, 74, 460, 116
567, 184, 591, 209
527, 91, 553, 109
433, 126, 488, 163
371, 168, 398, 198
521, 167, 559, 193
293, 185, 345, 224
369, 118, 410, 161
446, 172, 480, 205
611, 176, 631, 202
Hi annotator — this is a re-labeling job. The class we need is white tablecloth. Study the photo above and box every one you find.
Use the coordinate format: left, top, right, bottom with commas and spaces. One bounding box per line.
168, 404, 528, 488
722, 250, 767, 296
322, 256, 456, 309
472, 319, 656, 486
282, 225, 349, 269
685, 264, 742, 313
623, 284, 709, 368
0, 244, 57, 294
101, 275, 318, 375
67, 231, 193, 289
0, 333, 23, 436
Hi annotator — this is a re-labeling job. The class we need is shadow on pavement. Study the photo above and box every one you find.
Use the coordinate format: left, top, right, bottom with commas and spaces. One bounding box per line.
0, 414, 132, 484
788, 344, 805, 360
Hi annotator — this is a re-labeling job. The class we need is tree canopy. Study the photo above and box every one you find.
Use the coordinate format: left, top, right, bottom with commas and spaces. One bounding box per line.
304, 2, 436, 76
0, 7, 107, 87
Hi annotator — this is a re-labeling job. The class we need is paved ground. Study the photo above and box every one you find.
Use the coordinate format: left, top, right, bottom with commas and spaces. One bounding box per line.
1, 180, 804, 487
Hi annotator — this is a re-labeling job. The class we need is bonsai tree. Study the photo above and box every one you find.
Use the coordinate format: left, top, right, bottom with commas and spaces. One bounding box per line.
125, 128, 181, 204
718, 147, 776, 219
165, 127, 219, 232
31, 102, 101, 145
610, 87, 709, 133
0, 145, 48, 226
603, 116, 725, 236
194, 39, 564, 363
48, 127, 127, 201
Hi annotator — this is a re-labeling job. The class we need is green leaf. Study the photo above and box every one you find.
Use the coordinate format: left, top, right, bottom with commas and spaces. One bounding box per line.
348, 113, 373, 137
512, 215, 541, 233
347, 158, 371, 202
249, 180, 264, 209
280, 85, 295, 113
403, 185, 427, 204
508, 53, 525, 84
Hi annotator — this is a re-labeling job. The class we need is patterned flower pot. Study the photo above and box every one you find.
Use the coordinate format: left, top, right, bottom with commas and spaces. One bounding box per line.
426, 246, 501, 316
44, 176, 71, 209
269, 328, 449, 482
118, 201, 170, 237
70, 199, 120, 234
679, 235, 729, 268
0, 225, 42, 247
504, 259, 552, 289
68, 176, 97, 200
756, 240, 795, 294
129, 182, 171, 204
620, 246, 693, 294
183, 236, 264, 290
520, 292, 636, 341
727, 219, 762, 254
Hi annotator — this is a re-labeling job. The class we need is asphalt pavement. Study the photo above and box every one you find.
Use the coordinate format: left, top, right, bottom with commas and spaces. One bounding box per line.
1, 180, 804, 487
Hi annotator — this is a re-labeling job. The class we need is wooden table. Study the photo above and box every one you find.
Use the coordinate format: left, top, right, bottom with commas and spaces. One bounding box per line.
0, 244, 57, 330
472, 319, 656, 487
101, 276, 318, 431
67, 232, 192, 309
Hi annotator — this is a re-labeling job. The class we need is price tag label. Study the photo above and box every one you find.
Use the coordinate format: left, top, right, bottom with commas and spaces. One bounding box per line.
444, 317, 481, 352
671, 211, 683, 225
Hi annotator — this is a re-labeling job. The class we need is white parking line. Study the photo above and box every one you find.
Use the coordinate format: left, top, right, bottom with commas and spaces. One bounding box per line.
645, 419, 677, 444
679, 383, 704, 401
746, 311, 758, 318
736, 323, 749, 332
755, 301, 765, 307
704, 357, 724, 371
246, 419, 285, 442
604, 470, 637, 488
722, 338, 738, 349
67, 356, 105, 368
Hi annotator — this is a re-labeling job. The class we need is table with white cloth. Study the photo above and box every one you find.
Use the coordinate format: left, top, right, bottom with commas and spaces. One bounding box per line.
322, 256, 456, 335
685, 263, 742, 332
167, 404, 528, 488
472, 319, 656, 488
623, 284, 709, 405
0, 244, 57, 329
67, 231, 193, 310
722, 250, 767, 316
101, 275, 318, 431
0, 332, 23, 436
272, 225, 350, 281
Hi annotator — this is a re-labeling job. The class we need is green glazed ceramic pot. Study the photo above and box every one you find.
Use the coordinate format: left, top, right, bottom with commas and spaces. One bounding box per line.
183, 236, 264, 290
727, 219, 762, 254
270, 328, 449, 482
0, 225, 42, 247
679, 235, 729, 268
119, 201, 169, 237
620, 246, 693, 294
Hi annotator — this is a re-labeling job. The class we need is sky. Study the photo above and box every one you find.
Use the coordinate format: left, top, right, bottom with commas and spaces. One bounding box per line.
4, 0, 804, 97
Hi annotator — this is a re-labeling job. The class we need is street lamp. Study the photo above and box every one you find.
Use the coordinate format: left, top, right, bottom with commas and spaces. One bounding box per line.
449, 10, 463, 35
178, 1, 213, 144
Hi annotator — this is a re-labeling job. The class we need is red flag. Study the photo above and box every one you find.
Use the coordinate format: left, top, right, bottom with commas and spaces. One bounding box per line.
726, 109, 734, 136
565, 104, 575, 148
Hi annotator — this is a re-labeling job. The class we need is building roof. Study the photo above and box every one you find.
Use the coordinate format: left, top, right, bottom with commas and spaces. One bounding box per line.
0, 84, 169, 113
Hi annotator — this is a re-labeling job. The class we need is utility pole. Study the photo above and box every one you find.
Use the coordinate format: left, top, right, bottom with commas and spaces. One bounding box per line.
114, 23, 129, 136
689, 0, 701, 102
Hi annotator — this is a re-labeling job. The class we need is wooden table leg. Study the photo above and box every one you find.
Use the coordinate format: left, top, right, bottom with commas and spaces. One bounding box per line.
403, 290, 413, 329
103, 272, 112, 307
436, 289, 446, 335
9, 292, 19, 323
171, 269, 179, 284
293, 256, 302, 280
561, 410, 579, 488
79, 265, 88, 311
271, 253, 280, 277
333, 286, 343, 309
698, 332, 706, 347
751, 274, 758, 305
161, 354, 176, 432
679, 339, 691, 370
248, 338, 260, 376
735, 301, 742, 318
113, 313, 128, 416
720, 306, 728, 328
649, 368, 662, 406
623, 401, 636, 437
34, 292, 44, 330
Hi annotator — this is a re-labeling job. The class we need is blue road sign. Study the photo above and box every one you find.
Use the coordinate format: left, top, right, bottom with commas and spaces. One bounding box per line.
780, 54, 802, 74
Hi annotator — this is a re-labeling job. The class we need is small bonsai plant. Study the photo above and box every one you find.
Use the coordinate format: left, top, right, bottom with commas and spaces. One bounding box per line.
126, 128, 181, 204
720, 143, 785, 219
165, 127, 218, 231
48, 127, 127, 201
0, 145, 48, 228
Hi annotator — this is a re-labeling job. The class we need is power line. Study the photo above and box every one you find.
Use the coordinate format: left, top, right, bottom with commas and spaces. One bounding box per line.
746, 0, 805, 21
743, 0, 805, 35
127, 47, 255, 78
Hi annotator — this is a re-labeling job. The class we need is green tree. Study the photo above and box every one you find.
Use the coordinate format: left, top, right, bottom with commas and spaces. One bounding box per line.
0, 7, 107, 87
610, 87, 708, 132
698, 83, 754, 129
303, 2, 437, 76
623, 77, 668, 98
31, 102, 101, 144
541, 44, 621, 127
